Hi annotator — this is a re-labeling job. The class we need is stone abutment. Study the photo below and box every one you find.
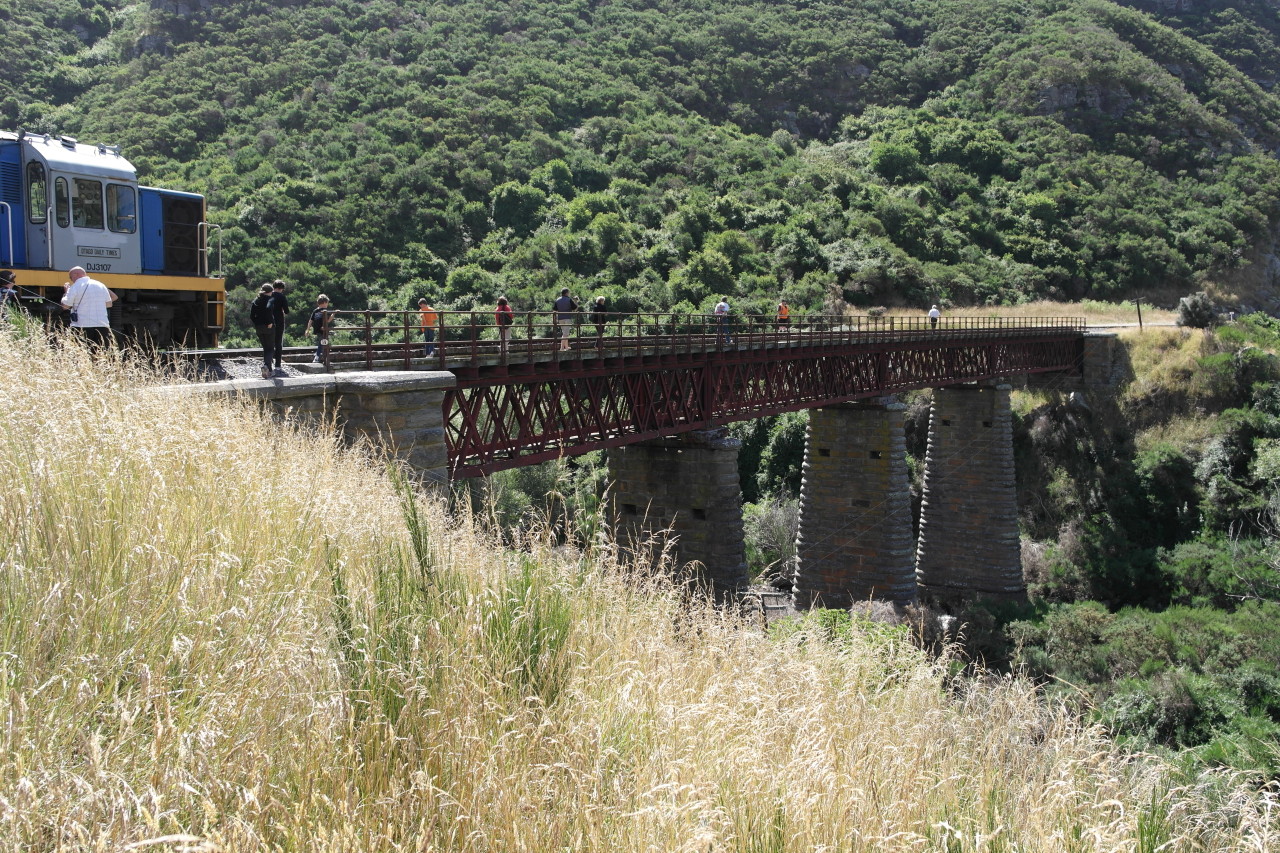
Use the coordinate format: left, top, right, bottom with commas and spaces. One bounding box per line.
913, 383, 1024, 603
173, 371, 454, 483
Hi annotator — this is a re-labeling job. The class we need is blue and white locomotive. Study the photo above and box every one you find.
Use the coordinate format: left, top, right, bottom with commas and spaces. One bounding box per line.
0, 129, 224, 346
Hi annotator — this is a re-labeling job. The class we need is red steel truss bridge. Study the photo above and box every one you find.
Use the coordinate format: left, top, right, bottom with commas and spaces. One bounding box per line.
420, 311, 1087, 478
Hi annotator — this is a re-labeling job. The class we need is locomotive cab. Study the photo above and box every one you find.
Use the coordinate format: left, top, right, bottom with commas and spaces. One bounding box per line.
0, 130, 224, 347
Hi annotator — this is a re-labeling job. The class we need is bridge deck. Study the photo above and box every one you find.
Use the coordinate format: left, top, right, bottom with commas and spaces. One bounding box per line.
189, 311, 1088, 475
328, 311, 1089, 477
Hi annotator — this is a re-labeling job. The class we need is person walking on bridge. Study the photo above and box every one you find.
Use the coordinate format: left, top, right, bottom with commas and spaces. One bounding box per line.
776, 300, 790, 328
250, 283, 275, 379
269, 280, 289, 371
928, 304, 941, 329
304, 295, 332, 364
553, 287, 577, 352
714, 296, 733, 344
418, 297, 438, 357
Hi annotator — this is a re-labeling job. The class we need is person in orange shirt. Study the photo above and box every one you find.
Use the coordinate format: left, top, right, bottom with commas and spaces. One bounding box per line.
776, 300, 790, 328
418, 297, 438, 356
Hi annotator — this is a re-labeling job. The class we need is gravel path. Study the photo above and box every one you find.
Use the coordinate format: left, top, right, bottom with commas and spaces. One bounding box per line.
201, 358, 308, 381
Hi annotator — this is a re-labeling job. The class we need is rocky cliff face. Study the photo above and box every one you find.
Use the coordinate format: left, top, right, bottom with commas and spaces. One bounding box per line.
149, 0, 215, 15
1124, 0, 1224, 13
1220, 223, 1280, 315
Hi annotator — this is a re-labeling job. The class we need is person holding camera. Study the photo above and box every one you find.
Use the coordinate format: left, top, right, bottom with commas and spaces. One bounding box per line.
61, 266, 117, 347
304, 295, 332, 364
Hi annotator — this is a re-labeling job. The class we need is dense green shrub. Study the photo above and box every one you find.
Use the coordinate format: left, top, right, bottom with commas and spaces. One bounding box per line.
742, 495, 799, 582
1011, 601, 1280, 775
1133, 444, 1199, 550
1158, 538, 1278, 609
1177, 292, 1218, 328
756, 411, 808, 498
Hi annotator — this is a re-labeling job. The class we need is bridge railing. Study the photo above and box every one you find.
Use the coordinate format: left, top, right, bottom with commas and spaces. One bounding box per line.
319, 309, 1086, 369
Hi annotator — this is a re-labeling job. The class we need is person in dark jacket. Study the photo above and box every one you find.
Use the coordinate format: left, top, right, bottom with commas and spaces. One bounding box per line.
304, 295, 331, 364
269, 279, 290, 370
250, 283, 275, 378
589, 295, 608, 341
0, 270, 17, 319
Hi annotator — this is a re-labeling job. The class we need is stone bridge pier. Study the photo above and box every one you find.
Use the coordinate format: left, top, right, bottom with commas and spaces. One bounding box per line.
792, 398, 916, 609
606, 430, 750, 594
914, 383, 1023, 603
791, 382, 1024, 609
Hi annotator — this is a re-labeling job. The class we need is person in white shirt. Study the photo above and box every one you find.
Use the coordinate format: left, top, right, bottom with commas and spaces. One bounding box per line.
714, 297, 732, 344
61, 266, 118, 347
928, 304, 941, 329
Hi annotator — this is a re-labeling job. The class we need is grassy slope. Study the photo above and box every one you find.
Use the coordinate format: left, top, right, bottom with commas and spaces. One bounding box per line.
1, 327, 1277, 849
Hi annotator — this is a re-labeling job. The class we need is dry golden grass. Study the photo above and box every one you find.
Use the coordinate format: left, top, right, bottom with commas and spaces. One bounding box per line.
1, 328, 1276, 851
879, 299, 1179, 327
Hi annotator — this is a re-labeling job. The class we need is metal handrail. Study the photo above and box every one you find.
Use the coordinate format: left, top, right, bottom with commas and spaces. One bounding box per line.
0, 203, 12, 266
197, 222, 222, 277
319, 309, 1086, 369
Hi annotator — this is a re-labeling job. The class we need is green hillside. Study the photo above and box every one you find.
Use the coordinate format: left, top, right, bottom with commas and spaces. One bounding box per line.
5, 0, 1280, 343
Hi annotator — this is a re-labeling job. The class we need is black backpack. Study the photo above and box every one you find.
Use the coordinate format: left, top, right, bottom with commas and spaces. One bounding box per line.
250, 295, 271, 326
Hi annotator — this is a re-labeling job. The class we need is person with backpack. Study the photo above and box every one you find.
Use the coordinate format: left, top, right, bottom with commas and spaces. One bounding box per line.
494, 296, 514, 355
552, 287, 577, 352
304, 295, 332, 364
249, 283, 275, 378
